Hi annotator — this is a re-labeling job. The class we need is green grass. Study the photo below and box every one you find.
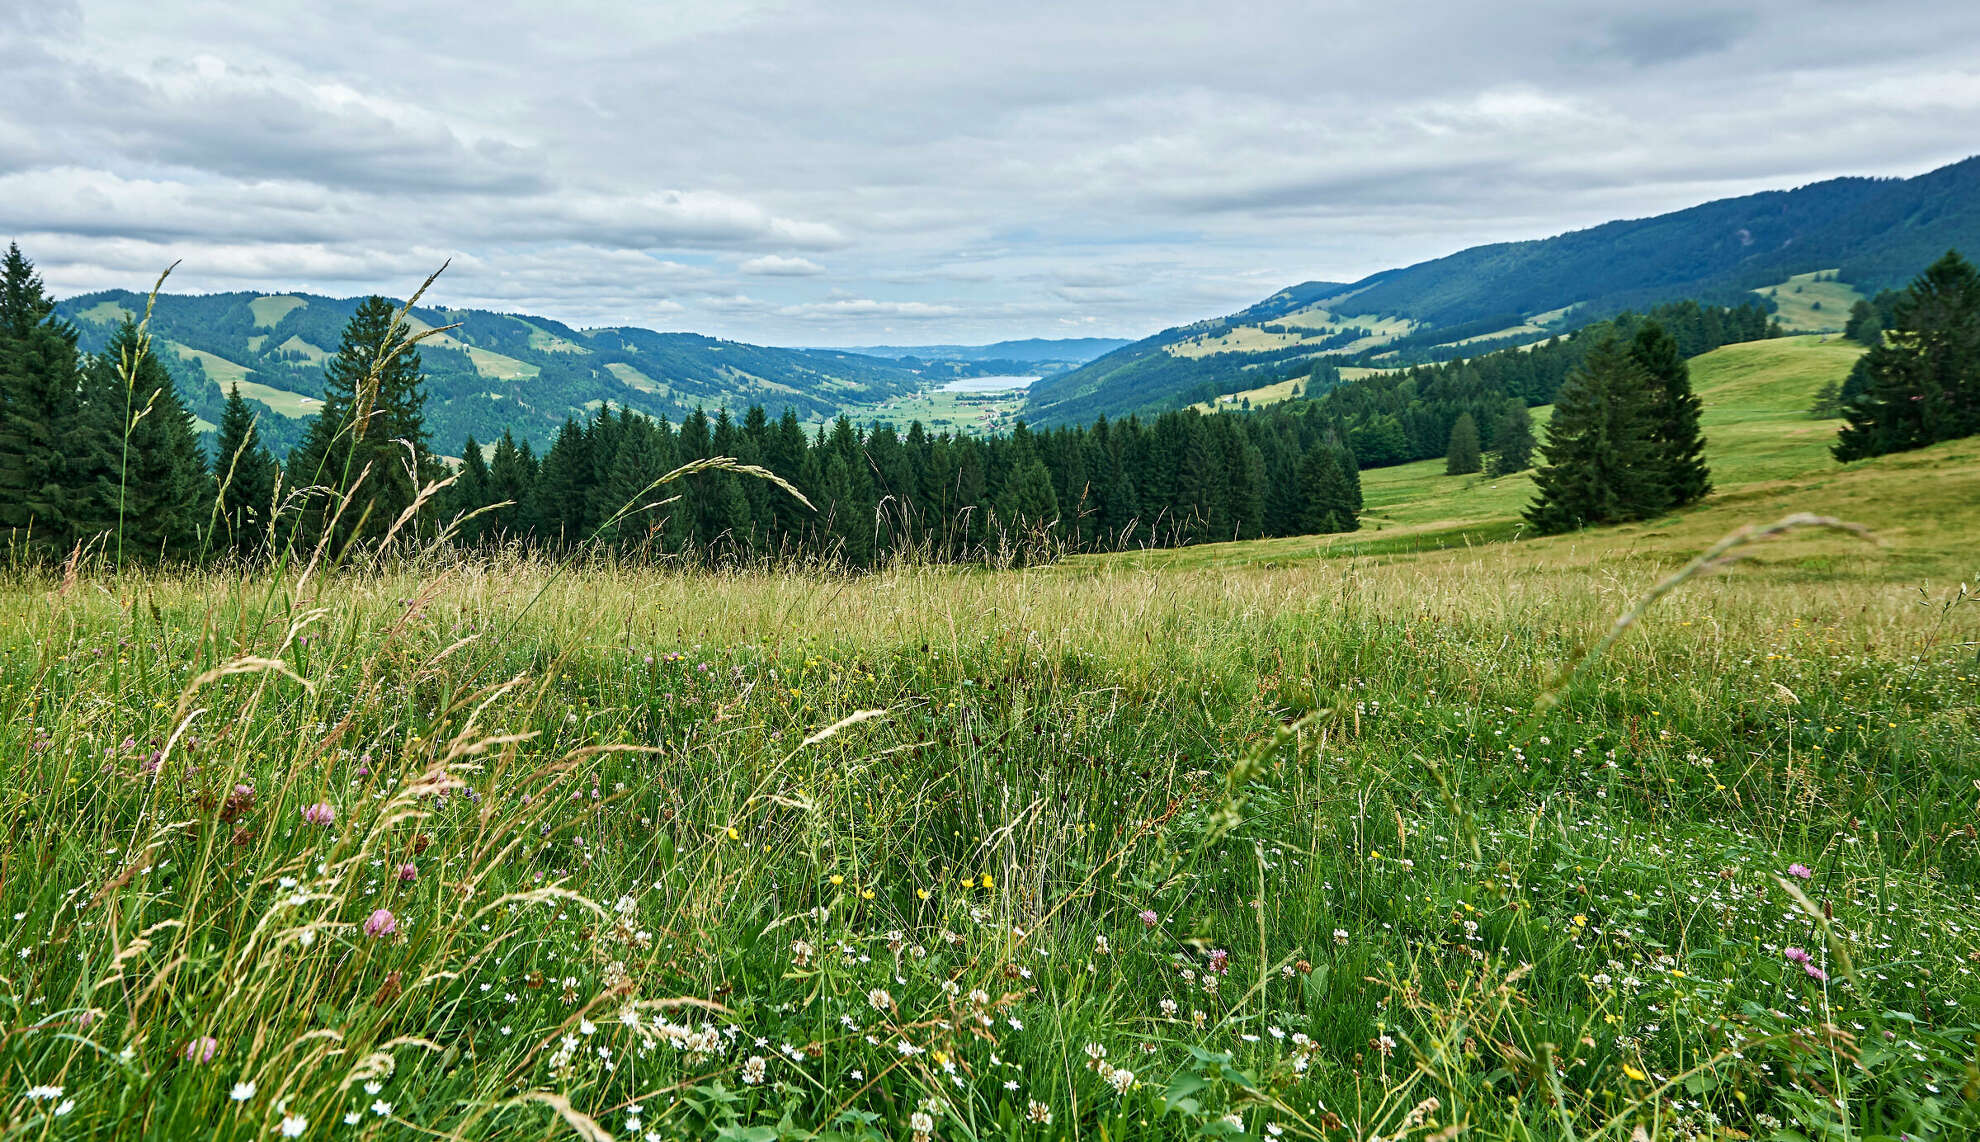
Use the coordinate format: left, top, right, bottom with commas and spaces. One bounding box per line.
248, 295, 308, 328
1755, 271, 1863, 333
2, 335, 1976, 1140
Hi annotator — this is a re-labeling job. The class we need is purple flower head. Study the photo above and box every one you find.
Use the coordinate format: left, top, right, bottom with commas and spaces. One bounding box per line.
363, 909, 397, 938
1206, 948, 1230, 975
183, 1036, 218, 1064
1783, 946, 1811, 965
1804, 962, 1829, 981
301, 802, 336, 827
1138, 909, 1160, 927
1786, 863, 1813, 880
398, 862, 418, 883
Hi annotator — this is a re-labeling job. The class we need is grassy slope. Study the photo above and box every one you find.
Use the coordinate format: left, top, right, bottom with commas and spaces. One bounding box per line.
1755, 270, 1865, 333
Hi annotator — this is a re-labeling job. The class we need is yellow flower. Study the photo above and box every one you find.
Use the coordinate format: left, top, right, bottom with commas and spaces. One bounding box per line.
727, 827, 740, 840
861, 889, 875, 900
1572, 914, 1587, 928
916, 888, 931, 901
980, 873, 994, 889
829, 874, 844, 886
1622, 1064, 1647, 1081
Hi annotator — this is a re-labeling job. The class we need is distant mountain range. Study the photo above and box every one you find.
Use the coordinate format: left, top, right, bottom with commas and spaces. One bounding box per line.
1025, 155, 1980, 426
50, 289, 1132, 457
54, 291, 953, 456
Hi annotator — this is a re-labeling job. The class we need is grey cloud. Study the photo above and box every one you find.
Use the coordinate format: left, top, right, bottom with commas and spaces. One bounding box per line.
3, 0, 1978, 346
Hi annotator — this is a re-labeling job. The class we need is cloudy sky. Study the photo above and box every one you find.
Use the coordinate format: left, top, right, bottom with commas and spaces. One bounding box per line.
3, 0, 1977, 346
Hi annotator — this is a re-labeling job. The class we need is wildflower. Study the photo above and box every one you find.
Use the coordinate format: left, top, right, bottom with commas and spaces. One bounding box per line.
1159, 998, 1178, 1017
868, 988, 893, 1012
230, 1080, 256, 1101
910, 1110, 935, 1142
1804, 963, 1829, 981
1787, 863, 1814, 880
371, 1101, 392, 1118
1026, 1099, 1053, 1124
279, 1113, 307, 1137
741, 1055, 767, 1085
1138, 909, 1159, 927
1107, 1066, 1135, 1093
183, 1037, 218, 1064
301, 802, 336, 826
363, 909, 397, 938
1783, 947, 1811, 965
25, 1085, 63, 1102
792, 939, 815, 968
397, 862, 417, 883
1206, 948, 1230, 974
54, 1100, 73, 1117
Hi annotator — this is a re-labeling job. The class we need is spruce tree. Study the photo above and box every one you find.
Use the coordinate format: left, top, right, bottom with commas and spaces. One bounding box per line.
83, 321, 210, 561
1629, 320, 1710, 506
1485, 400, 1535, 476
446, 435, 491, 543
1835, 250, 1980, 461
1843, 300, 1883, 346
287, 296, 433, 550
0, 243, 83, 555
214, 385, 281, 555
485, 430, 536, 539
1295, 444, 1357, 535
1444, 412, 1481, 475
1525, 337, 1665, 534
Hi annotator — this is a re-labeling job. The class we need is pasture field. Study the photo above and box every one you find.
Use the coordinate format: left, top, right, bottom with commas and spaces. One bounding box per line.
1, 338, 1975, 1140
2, 493, 1977, 1141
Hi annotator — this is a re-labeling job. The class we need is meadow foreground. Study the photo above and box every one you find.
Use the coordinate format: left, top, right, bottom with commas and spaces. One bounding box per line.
0, 533, 1975, 1140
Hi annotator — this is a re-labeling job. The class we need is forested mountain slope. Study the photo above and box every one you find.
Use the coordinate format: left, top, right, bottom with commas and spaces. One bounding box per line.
1027, 156, 1980, 426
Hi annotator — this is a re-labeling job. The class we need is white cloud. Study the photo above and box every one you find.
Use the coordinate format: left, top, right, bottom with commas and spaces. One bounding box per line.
740, 254, 826, 276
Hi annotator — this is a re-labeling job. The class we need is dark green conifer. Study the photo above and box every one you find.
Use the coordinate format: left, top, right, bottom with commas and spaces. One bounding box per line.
1444, 412, 1481, 475
214, 385, 282, 555
286, 296, 434, 549
0, 244, 83, 554
1525, 338, 1665, 534
1630, 320, 1710, 506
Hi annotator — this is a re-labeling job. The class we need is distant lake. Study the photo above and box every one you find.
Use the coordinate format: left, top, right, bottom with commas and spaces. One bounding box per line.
941, 375, 1040, 393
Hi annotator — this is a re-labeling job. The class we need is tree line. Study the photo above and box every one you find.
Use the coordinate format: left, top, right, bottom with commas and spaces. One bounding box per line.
0, 245, 1365, 568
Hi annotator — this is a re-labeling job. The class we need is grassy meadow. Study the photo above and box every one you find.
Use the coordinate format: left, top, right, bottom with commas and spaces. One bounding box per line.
2, 338, 1978, 1140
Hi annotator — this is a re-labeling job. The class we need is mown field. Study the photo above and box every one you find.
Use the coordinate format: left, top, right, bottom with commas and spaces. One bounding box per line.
2, 337, 1977, 1141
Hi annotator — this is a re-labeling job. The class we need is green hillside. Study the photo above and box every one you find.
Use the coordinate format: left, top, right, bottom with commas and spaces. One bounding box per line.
1028, 155, 1980, 426
1084, 333, 1979, 572
53, 290, 938, 457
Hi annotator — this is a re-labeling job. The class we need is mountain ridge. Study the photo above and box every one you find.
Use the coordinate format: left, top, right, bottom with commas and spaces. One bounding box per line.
1024, 155, 1980, 426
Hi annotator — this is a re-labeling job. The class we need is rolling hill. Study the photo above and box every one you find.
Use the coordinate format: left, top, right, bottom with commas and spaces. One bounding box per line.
1087, 330, 1979, 579
1027, 155, 1980, 427
54, 290, 938, 457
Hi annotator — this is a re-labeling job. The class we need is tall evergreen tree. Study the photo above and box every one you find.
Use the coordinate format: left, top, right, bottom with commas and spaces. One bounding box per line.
0, 244, 83, 554
1525, 338, 1666, 534
1295, 444, 1357, 535
485, 430, 536, 539
1484, 400, 1535, 477
214, 384, 282, 555
286, 296, 434, 549
1629, 320, 1711, 506
1444, 412, 1481, 475
81, 321, 210, 561
1835, 250, 1980, 461
445, 435, 491, 543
